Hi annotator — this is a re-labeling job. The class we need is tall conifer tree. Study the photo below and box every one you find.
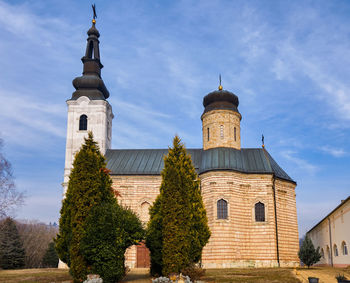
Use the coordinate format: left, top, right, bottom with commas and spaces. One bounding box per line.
55, 132, 144, 282
55, 132, 117, 281
147, 136, 210, 275
0, 217, 25, 269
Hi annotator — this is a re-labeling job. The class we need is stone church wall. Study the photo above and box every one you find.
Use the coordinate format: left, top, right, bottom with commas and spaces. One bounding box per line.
111, 172, 299, 269
274, 179, 299, 266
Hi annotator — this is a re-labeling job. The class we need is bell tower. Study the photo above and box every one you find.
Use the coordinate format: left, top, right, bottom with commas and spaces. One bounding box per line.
201, 79, 241, 150
63, 15, 114, 194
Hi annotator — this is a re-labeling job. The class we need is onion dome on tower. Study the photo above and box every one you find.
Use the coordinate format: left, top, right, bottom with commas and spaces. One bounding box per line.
202, 81, 240, 115
71, 17, 109, 100
201, 76, 242, 150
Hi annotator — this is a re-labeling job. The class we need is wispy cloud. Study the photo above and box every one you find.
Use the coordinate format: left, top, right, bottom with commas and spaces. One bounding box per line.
319, 146, 347, 158
280, 150, 318, 175
0, 90, 65, 146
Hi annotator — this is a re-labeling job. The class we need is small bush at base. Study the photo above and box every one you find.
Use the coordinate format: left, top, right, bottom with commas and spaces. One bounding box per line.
181, 264, 205, 282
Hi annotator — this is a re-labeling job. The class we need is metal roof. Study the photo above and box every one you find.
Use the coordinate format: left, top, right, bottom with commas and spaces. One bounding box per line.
105, 147, 295, 183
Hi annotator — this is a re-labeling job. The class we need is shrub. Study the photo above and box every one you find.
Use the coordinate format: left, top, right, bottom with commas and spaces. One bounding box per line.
298, 235, 321, 268
181, 264, 205, 281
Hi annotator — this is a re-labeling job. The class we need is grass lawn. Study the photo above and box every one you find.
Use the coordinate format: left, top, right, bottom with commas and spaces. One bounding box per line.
0, 268, 72, 283
202, 268, 301, 283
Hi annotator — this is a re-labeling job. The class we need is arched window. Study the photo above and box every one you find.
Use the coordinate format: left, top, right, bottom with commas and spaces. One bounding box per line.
234, 127, 237, 141
207, 128, 210, 141
327, 246, 330, 260
217, 199, 228, 219
79, 114, 87, 131
140, 202, 151, 223
321, 248, 324, 258
342, 241, 348, 255
334, 244, 338, 257
220, 125, 224, 139
255, 202, 265, 222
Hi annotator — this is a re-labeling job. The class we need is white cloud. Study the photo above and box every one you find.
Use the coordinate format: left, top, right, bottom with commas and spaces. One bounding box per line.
319, 146, 346, 158
0, 90, 65, 145
280, 150, 318, 175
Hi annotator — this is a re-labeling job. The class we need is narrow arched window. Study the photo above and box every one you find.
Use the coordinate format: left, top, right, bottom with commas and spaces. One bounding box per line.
327, 246, 330, 260
220, 125, 224, 139
255, 202, 265, 222
140, 202, 151, 223
234, 127, 237, 141
207, 127, 210, 141
342, 241, 348, 255
79, 114, 88, 130
321, 248, 324, 258
217, 199, 228, 219
334, 244, 338, 256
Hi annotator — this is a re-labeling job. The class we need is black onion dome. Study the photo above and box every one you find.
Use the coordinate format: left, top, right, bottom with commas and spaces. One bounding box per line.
202, 89, 240, 114
87, 23, 100, 37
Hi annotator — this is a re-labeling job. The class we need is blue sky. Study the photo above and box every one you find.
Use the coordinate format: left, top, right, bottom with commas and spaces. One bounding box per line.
0, 0, 349, 236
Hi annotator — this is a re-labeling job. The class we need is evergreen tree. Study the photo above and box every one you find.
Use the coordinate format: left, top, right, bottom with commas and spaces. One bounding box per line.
146, 136, 210, 275
55, 132, 119, 282
55, 132, 144, 282
146, 195, 163, 276
0, 217, 25, 269
42, 242, 59, 268
81, 202, 144, 283
298, 236, 321, 268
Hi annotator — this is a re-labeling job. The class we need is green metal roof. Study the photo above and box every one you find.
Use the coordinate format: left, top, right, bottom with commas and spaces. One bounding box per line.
105, 147, 295, 183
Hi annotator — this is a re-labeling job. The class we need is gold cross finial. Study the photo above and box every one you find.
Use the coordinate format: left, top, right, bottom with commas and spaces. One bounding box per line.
92, 4, 97, 24
218, 74, 223, 91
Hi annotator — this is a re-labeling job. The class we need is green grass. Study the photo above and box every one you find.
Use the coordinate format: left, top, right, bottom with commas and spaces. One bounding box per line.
202, 268, 301, 283
0, 268, 72, 283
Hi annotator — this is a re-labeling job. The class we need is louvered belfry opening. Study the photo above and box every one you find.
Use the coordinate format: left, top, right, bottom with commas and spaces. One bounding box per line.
255, 202, 265, 222
217, 199, 228, 219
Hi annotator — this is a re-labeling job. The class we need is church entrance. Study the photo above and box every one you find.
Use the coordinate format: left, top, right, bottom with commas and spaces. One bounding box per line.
136, 242, 150, 268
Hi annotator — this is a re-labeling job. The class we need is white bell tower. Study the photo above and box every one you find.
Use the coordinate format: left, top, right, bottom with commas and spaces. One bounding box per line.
62, 18, 114, 195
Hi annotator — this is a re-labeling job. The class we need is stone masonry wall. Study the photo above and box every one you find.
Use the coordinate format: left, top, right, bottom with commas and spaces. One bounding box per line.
274, 179, 299, 266
112, 171, 299, 268
200, 171, 278, 268
201, 110, 241, 150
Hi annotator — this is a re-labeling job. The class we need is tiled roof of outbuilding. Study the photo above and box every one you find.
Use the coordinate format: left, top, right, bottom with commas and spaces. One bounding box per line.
105, 147, 295, 183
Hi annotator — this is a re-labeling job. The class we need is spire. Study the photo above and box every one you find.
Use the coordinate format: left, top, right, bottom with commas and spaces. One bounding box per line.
82, 4, 103, 76
71, 5, 110, 100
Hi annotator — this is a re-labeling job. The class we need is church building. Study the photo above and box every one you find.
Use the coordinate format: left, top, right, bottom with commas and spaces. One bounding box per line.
63, 18, 299, 269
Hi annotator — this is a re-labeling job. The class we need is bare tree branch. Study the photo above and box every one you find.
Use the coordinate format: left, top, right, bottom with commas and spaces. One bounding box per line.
0, 138, 25, 218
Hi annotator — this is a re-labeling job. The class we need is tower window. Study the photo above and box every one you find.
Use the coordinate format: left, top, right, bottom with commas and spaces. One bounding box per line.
207, 128, 210, 141
234, 127, 237, 142
79, 114, 88, 131
217, 199, 228, 219
255, 202, 265, 222
220, 125, 224, 139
